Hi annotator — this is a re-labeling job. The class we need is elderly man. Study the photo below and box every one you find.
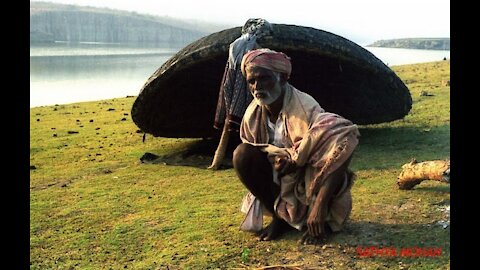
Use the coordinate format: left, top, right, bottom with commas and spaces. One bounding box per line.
234, 48, 360, 244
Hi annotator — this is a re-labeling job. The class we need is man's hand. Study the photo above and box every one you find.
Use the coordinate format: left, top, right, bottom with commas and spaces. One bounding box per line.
299, 209, 327, 245
274, 155, 297, 175
300, 231, 327, 245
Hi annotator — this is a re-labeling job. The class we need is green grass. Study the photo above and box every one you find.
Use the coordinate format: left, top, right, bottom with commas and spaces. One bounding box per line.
30, 60, 450, 269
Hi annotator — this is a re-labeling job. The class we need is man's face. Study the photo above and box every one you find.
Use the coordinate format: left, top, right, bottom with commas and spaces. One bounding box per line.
245, 66, 283, 106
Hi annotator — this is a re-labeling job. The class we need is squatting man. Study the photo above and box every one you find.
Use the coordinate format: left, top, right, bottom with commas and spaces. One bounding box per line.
233, 48, 360, 244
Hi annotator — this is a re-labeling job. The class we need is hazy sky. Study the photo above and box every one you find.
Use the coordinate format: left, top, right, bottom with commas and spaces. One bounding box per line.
32, 0, 450, 44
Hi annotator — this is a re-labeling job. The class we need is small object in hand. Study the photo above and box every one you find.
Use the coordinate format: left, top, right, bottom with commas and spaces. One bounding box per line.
274, 156, 296, 175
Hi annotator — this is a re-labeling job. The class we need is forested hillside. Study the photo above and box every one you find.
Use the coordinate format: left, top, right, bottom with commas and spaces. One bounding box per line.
368, 38, 450, 50
30, 1, 225, 44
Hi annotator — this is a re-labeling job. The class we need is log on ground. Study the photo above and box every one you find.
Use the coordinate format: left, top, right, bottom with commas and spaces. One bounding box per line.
397, 158, 450, 190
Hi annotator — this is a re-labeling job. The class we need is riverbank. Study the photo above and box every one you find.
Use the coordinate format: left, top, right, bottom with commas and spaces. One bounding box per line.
30, 60, 450, 269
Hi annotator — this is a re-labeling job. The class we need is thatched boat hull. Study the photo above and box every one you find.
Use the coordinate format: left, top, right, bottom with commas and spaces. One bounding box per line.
132, 24, 412, 138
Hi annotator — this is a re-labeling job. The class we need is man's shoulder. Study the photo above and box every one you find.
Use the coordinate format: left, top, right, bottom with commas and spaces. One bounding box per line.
290, 86, 321, 108
294, 88, 316, 100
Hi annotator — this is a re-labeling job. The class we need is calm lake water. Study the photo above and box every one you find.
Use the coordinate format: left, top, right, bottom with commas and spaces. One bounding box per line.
30, 42, 450, 108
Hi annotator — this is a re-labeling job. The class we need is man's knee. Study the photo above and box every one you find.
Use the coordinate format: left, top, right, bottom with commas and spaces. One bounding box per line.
233, 143, 257, 170
332, 155, 353, 177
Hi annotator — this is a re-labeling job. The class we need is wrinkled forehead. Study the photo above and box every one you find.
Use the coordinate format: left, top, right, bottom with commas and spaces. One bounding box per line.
245, 65, 277, 78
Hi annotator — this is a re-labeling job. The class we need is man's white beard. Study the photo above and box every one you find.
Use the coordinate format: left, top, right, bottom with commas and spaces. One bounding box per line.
253, 82, 283, 106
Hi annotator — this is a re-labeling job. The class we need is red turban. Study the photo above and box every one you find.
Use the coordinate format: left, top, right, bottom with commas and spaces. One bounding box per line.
241, 48, 292, 79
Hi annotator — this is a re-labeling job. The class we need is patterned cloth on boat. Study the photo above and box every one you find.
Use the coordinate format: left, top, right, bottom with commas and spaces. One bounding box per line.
213, 19, 272, 131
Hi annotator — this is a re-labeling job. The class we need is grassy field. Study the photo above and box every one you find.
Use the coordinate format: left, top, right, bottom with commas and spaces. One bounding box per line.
30, 60, 450, 269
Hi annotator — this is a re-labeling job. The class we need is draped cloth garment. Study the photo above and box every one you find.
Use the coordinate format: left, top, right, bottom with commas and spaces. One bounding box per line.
239, 84, 360, 231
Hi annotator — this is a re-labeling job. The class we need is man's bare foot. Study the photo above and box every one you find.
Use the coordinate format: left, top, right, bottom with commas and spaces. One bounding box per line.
258, 217, 291, 241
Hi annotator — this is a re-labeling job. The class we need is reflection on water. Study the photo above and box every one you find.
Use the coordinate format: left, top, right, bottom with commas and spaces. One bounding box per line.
30, 42, 450, 108
364, 46, 450, 66
30, 42, 183, 107
30, 42, 181, 57
30, 53, 171, 81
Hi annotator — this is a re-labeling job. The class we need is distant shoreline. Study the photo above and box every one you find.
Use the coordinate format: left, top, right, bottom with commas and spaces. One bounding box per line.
367, 38, 450, 50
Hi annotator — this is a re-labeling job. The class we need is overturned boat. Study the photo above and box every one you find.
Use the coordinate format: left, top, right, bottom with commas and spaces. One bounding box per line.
131, 23, 412, 138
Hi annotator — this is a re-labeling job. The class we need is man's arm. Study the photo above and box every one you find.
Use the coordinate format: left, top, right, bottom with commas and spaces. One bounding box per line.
304, 176, 339, 238
301, 155, 352, 244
